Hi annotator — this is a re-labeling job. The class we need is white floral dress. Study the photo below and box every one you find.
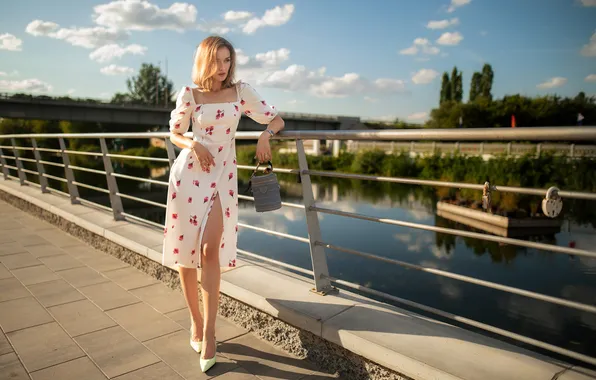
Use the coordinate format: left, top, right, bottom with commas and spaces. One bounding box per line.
162, 82, 278, 269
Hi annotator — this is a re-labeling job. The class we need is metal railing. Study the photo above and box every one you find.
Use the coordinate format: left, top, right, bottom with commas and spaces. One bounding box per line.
1, 127, 596, 366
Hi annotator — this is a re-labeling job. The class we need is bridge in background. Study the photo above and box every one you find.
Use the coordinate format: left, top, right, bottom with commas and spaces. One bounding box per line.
1, 127, 596, 380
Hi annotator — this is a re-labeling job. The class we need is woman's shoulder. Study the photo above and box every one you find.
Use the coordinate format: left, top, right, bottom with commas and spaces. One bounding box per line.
175, 85, 194, 104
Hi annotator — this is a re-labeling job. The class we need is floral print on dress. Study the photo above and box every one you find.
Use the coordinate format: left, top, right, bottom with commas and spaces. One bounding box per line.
163, 81, 277, 269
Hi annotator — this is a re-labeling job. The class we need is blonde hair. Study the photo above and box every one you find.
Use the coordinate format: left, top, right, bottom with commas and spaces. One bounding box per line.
192, 36, 237, 91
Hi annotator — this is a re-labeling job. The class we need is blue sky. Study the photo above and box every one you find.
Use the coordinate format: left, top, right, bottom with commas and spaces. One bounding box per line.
0, 0, 595, 123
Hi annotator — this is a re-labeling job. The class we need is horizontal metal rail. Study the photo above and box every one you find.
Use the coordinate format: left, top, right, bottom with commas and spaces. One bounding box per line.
107, 153, 169, 163
2, 126, 595, 141
121, 212, 165, 229
111, 172, 168, 186
45, 186, 70, 198
63, 149, 103, 157
72, 181, 110, 194
23, 179, 40, 188
237, 249, 313, 276
3, 164, 18, 170
10, 146, 33, 151
238, 223, 310, 244
237, 194, 305, 209
39, 160, 65, 167
306, 170, 596, 201
320, 242, 596, 314
16, 157, 37, 163
21, 168, 38, 175
75, 197, 113, 213
115, 192, 167, 208
313, 205, 596, 259
69, 165, 106, 175
42, 173, 68, 183
1, 155, 15, 160
324, 275, 596, 366
35, 147, 62, 153
237, 164, 301, 175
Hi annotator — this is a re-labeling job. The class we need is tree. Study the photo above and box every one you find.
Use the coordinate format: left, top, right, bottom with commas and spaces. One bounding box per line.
480, 64, 494, 101
440, 72, 452, 105
469, 72, 482, 102
451, 67, 463, 103
122, 63, 174, 106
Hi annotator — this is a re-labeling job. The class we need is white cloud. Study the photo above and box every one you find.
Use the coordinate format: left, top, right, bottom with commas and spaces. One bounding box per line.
0, 70, 18, 77
25, 20, 59, 36
223, 10, 253, 21
0, 72, 5, 76
411, 69, 439, 84
93, 0, 197, 31
581, 31, 596, 57
447, 0, 471, 13
426, 18, 459, 30
197, 21, 232, 34
407, 112, 429, 121
100, 64, 134, 75
26, 20, 129, 49
586, 74, 596, 82
537, 77, 567, 89
0, 79, 52, 93
400, 38, 440, 56
255, 48, 291, 66
67, 89, 76, 95
580, 0, 596, 6
236, 48, 291, 83
287, 99, 304, 105
364, 96, 378, 103
242, 4, 295, 34
0, 34, 23, 51
89, 43, 147, 63
437, 31, 464, 46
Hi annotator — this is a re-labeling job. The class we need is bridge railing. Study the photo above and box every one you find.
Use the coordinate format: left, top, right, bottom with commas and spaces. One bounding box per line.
1, 127, 596, 366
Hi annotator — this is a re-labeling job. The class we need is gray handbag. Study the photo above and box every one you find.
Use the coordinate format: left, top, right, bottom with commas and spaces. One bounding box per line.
246, 161, 282, 212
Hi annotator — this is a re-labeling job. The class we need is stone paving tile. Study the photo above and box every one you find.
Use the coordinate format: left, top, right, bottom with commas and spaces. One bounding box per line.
11, 264, 60, 286
30, 356, 108, 380
0, 277, 30, 303
75, 325, 161, 379
211, 367, 261, 379
0, 241, 28, 256
61, 244, 108, 261
84, 254, 130, 273
0, 297, 53, 333
218, 334, 323, 380
130, 283, 187, 314
27, 279, 86, 308
57, 266, 110, 288
111, 361, 183, 380
25, 244, 68, 259
0, 352, 30, 380
102, 266, 160, 290
35, 229, 82, 248
144, 330, 240, 380
0, 252, 42, 270
107, 302, 182, 342
0, 331, 12, 356
165, 309, 248, 344
77, 281, 141, 311
0, 263, 11, 280
7, 322, 85, 373
39, 254, 85, 272
12, 233, 51, 247
48, 299, 117, 337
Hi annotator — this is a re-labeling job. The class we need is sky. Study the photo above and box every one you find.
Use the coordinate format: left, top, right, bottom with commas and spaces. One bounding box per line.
0, 0, 595, 123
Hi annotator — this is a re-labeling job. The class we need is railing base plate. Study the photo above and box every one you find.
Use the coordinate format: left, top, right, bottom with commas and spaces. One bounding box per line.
310, 286, 338, 296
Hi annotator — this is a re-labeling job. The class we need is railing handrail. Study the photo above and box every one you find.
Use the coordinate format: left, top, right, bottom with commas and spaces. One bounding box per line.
1, 126, 596, 141
1, 128, 595, 366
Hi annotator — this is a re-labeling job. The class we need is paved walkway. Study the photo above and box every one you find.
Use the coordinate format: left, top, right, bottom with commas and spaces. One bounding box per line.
0, 199, 336, 380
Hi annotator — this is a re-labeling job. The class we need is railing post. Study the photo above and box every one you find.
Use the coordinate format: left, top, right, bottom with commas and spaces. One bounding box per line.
570, 144, 575, 159
480, 142, 484, 155
165, 138, 177, 168
0, 146, 9, 180
11, 138, 27, 185
507, 142, 512, 157
58, 138, 80, 204
99, 137, 124, 220
536, 143, 542, 158
30, 138, 49, 193
296, 139, 334, 295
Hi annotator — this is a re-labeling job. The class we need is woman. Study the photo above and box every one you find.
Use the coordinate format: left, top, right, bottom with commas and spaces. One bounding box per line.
162, 35, 284, 372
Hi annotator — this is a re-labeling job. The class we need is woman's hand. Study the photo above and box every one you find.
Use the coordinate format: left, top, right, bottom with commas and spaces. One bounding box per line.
256, 133, 272, 163
191, 141, 215, 171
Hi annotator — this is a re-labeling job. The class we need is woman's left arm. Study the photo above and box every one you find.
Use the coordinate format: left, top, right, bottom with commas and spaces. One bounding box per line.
256, 115, 285, 163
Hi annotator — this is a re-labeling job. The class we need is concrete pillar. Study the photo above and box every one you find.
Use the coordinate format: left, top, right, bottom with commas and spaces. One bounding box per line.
332, 140, 340, 157
312, 140, 321, 156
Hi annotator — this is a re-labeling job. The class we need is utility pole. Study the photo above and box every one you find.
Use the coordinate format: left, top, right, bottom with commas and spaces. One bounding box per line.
164, 57, 168, 107
156, 61, 160, 107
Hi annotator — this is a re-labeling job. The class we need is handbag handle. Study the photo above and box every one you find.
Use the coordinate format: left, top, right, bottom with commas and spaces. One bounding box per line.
244, 160, 273, 194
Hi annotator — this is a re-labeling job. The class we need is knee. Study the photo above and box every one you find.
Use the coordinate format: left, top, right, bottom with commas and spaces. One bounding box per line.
201, 243, 219, 262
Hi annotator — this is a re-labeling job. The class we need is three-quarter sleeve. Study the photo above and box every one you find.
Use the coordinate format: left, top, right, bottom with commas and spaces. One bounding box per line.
169, 86, 193, 134
238, 81, 278, 125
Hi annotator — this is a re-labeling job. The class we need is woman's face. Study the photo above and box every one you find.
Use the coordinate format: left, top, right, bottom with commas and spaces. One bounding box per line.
214, 46, 232, 82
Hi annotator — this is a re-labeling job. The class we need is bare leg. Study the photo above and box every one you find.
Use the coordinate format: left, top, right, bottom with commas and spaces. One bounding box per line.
178, 266, 203, 343
200, 193, 223, 360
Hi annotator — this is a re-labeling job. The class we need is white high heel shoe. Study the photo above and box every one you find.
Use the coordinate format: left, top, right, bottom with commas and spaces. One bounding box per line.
200, 337, 216, 373
190, 328, 202, 353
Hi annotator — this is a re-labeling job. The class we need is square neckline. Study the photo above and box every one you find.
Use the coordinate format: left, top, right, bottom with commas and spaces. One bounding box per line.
191, 83, 240, 106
